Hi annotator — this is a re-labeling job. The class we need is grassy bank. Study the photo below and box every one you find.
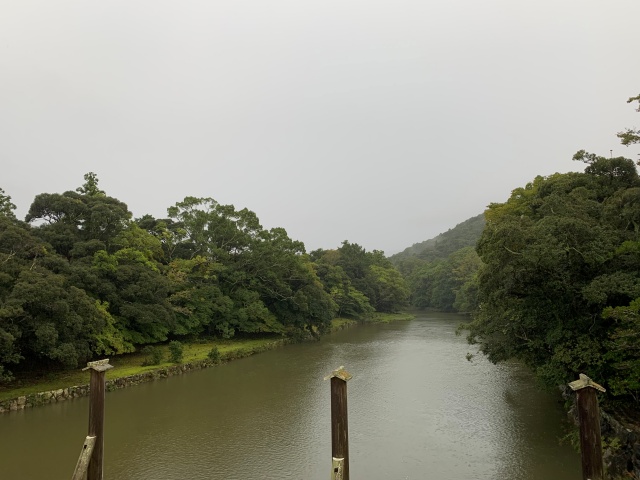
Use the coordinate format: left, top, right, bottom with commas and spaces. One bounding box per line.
0, 337, 284, 402
0, 313, 414, 403
367, 312, 415, 323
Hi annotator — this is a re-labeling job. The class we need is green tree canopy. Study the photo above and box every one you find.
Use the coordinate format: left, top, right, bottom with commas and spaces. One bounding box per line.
466, 154, 640, 406
0, 188, 17, 219
617, 94, 640, 147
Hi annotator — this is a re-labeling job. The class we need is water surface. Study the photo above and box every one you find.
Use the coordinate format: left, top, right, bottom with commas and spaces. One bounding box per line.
0, 313, 580, 479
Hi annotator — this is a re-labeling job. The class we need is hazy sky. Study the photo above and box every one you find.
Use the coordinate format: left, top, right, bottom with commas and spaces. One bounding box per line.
2, 1, 639, 254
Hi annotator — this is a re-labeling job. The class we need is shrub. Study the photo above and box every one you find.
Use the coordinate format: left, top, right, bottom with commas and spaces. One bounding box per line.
168, 341, 183, 363
141, 346, 163, 366
207, 346, 221, 364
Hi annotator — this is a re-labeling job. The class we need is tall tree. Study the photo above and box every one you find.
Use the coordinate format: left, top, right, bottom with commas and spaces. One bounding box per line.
0, 188, 17, 219
76, 172, 106, 197
617, 94, 640, 146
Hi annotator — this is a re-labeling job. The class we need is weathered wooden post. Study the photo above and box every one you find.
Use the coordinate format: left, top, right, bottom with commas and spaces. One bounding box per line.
569, 373, 606, 480
71, 436, 96, 480
324, 366, 352, 480
82, 359, 113, 480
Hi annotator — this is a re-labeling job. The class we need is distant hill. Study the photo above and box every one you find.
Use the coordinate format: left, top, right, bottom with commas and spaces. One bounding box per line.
389, 214, 485, 264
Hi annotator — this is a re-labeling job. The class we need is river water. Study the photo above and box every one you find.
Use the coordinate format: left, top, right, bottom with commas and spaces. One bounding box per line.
0, 313, 581, 479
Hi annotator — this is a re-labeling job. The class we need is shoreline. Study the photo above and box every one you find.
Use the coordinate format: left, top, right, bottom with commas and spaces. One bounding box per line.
0, 313, 413, 414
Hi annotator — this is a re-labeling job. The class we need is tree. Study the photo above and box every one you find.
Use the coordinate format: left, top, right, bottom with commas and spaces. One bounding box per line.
466, 154, 640, 407
26, 191, 130, 254
76, 172, 106, 197
603, 299, 640, 403
369, 264, 410, 312
159, 197, 339, 338
0, 188, 16, 219
168, 340, 183, 363
313, 260, 373, 318
617, 94, 640, 147
312, 242, 409, 314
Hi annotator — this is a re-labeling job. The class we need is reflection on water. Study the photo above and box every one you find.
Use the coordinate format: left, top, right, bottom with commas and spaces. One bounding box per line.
0, 313, 580, 480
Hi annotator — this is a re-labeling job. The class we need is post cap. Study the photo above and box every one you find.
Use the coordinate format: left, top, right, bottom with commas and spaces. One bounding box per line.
568, 373, 606, 392
82, 359, 114, 372
324, 366, 352, 382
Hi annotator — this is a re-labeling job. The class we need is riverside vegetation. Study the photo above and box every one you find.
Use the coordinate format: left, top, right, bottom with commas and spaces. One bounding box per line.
0, 175, 410, 400
0, 312, 414, 411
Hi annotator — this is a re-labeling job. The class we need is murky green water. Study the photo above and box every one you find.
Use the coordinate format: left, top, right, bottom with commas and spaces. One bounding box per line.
0, 313, 580, 479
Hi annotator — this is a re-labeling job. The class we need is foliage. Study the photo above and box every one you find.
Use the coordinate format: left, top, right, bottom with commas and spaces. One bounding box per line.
312, 241, 409, 315
141, 345, 163, 366
207, 346, 221, 364
168, 340, 184, 363
602, 299, 640, 402
390, 214, 485, 264
466, 152, 640, 408
0, 188, 17, 219
0, 173, 406, 382
617, 94, 640, 146
75, 172, 106, 197
391, 216, 485, 312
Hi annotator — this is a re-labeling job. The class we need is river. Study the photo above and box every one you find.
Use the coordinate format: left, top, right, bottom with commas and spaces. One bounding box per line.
0, 313, 581, 479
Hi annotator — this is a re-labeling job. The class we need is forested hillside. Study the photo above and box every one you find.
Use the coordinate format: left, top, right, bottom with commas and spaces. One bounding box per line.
390, 215, 484, 312
0, 177, 408, 382
390, 214, 484, 263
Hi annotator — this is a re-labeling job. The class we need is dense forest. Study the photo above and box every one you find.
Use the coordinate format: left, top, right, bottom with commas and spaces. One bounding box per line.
395, 95, 640, 411
0, 179, 408, 382
390, 215, 484, 312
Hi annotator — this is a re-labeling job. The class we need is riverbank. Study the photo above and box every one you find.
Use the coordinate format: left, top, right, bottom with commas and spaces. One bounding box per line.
0, 313, 413, 413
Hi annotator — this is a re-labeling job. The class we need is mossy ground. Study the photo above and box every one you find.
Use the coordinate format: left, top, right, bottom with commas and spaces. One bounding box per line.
0, 313, 414, 403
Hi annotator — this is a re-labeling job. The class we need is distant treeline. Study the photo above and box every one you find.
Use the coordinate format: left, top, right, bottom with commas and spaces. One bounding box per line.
0, 176, 408, 382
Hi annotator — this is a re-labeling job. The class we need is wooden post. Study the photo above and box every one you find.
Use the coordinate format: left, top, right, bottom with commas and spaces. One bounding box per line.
569, 373, 606, 480
71, 436, 96, 480
324, 366, 352, 480
82, 359, 113, 480
331, 457, 345, 480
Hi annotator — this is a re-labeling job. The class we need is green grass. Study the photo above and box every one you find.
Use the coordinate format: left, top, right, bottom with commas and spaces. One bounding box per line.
330, 312, 414, 330
366, 312, 416, 323
0, 337, 282, 402
330, 318, 358, 330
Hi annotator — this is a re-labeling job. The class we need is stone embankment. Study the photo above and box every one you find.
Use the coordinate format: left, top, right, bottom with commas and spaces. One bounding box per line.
0, 339, 291, 414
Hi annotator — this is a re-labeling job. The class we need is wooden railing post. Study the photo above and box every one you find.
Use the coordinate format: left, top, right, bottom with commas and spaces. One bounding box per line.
82, 359, 113, 480
569, 373, 606, 480
324, 366, 352, 480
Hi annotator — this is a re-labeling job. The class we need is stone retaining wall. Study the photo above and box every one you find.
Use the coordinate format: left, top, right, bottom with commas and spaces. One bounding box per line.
0, 339, 289, 414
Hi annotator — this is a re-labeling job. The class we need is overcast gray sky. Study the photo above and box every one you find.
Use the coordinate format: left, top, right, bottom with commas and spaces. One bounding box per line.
1, 1, 639, 254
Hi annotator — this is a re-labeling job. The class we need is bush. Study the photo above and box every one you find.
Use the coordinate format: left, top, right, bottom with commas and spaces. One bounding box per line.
0, 365, 14, 384
168, 341, 183, 363
141, 346, 163, 366
207, 346, 221, 364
